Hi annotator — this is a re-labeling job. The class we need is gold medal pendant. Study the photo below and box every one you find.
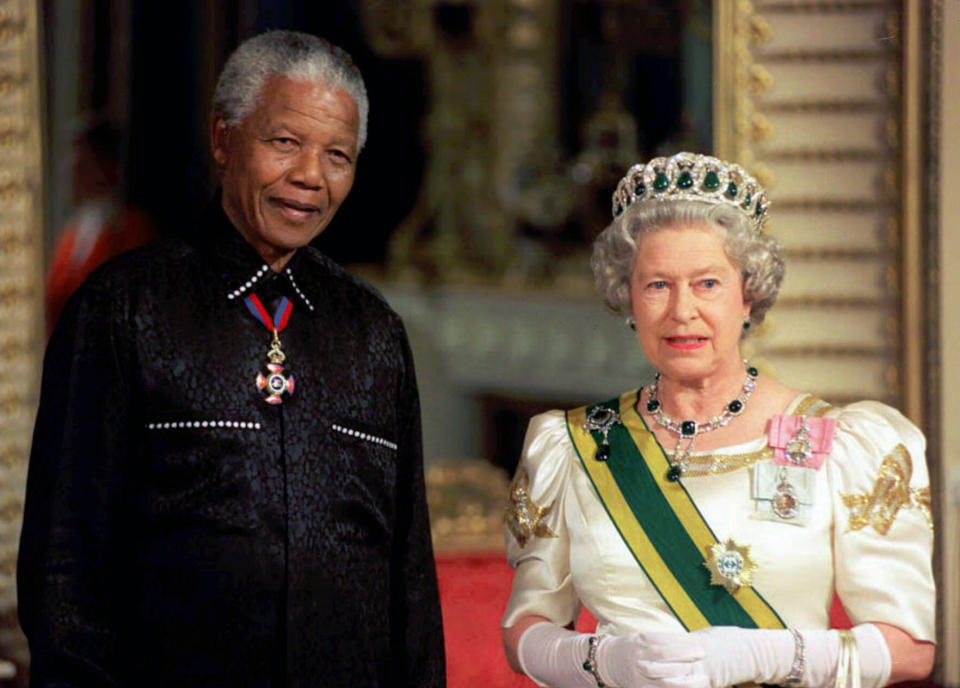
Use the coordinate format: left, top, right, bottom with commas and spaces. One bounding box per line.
705, 538, 759, 594
772, 468, 800, 520
244, 293, 296, 405
255, 329, 295, 404
784, 416, 813, 465
771, 416, 809, 518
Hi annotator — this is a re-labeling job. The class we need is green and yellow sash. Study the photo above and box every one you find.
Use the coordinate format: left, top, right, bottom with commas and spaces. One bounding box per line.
566, 390, 785, 631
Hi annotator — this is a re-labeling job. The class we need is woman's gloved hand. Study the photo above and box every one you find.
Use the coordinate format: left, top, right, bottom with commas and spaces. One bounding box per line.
518, 623, 707, 688
594, 631, 706, 688
618, 624, 890, 688
517, 622, 889, 688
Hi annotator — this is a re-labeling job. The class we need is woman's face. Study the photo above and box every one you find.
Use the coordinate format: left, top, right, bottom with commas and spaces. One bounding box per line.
630, 223, 751, 385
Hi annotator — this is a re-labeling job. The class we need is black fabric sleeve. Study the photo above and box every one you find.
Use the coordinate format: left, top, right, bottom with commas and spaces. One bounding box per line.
18, 279, 134, 686
389, 321, 446, 687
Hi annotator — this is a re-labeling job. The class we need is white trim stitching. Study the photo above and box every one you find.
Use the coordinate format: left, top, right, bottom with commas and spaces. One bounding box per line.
226, 264, 270, 300
285, 268, 315, 311
331, 423, 398, 450
146, 420, 262, 430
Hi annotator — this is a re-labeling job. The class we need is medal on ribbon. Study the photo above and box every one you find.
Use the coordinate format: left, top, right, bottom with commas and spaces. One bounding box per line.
244, 293, 295, 404
750, 413, 834, 526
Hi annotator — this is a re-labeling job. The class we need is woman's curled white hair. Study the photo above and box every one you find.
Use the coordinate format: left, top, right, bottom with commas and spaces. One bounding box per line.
212, 30, 369, 150
590, 199, 785, 333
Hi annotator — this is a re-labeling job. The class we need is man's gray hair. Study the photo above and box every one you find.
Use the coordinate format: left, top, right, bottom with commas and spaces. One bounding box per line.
213, 30, 369, 150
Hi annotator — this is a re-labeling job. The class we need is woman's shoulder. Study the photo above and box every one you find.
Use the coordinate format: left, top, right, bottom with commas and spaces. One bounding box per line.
512, 397, 619, 498
506, 410, 577, 540
516, 409, 574, 479
525, 409, 569, 437
804, 399, 929, 488
775, 388, 923, 455
824, 399, 924, 448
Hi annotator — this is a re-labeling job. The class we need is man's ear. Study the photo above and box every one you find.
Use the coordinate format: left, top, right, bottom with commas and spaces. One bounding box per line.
210, 116, 232, 168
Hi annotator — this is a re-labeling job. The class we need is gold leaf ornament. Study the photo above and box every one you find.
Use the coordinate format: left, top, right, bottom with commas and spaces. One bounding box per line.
840, 444, 933, 535
911, 487, 933, 530
505, 469, 558, 548
749, 16, 773, 46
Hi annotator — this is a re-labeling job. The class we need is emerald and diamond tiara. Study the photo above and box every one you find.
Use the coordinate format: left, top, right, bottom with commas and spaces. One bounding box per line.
611, 152, 770, 232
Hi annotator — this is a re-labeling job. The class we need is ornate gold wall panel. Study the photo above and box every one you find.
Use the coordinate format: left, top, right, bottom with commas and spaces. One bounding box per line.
426, 460, 511, 552
372, 0, 713, 287
364, 0, 555, 280
0, 0, 43, 674
718, 4, 948, 675
715, 0, 909, 410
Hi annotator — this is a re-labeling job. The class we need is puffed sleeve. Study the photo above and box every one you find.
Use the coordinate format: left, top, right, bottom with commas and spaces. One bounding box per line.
501, 410, 580, 628
827, 401, 935, 642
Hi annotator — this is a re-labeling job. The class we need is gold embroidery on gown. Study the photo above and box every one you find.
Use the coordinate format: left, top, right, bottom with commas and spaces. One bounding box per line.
505, 469, 558, 547
911, 487, 933, 530
840, 444, 933, 534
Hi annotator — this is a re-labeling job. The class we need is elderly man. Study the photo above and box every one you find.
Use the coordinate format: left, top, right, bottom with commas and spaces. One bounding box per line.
18, 31, 444, 686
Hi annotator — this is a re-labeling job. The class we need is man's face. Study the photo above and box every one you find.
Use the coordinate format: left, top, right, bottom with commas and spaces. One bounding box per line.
211, 75, 359, 268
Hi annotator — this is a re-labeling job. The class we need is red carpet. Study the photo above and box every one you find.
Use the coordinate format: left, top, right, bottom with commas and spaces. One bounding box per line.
436, 551, 854, 688
436, 553, 539, 687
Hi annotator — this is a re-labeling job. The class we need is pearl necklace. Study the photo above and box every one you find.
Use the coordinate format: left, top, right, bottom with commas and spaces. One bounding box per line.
645, 362, 759, 481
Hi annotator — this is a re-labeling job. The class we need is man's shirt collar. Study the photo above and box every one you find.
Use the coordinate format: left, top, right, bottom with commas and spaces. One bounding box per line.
202, 197, 317, 313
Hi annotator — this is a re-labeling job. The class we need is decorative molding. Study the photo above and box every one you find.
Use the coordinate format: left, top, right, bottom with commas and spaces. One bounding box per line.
898, 0, 926, 425
755, 1, 888, 12
922, 3, 949, 681
783, 247, 887, 261
774, 296, 887, 308
359, 0, 430, 56
762, 148, 885, 162
760, 98, 884, 113
773, 198, 887, 211
0, 283, 34, 307
0, 391, 27, 418
0, 443, 26, 469
718, 0, 921, 410
759, 48, 887, 62
714, 0, 901, 409
0, 0, 44, 675
426, 459, 509, 553
761, 344, 889, 357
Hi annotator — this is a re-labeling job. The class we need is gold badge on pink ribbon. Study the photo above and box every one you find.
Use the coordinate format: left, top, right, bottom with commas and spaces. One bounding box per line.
752, 414, 837, 526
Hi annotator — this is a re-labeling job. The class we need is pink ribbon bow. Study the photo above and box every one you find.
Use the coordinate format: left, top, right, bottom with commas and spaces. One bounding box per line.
768, 414, 837, 470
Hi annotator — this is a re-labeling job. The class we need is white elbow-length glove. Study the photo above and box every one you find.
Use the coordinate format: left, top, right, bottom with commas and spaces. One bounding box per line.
517, 621, 890, 688
639, 624, 890, 688
515, 621, 689, 688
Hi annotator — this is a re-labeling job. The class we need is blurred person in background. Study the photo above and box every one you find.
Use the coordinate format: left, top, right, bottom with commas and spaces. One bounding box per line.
45, 118, 153, 335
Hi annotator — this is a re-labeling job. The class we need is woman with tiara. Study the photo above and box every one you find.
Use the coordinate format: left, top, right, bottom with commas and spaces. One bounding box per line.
501, 152, 935, 688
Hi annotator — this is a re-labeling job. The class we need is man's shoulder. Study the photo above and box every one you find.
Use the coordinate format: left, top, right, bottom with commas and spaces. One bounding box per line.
82, 236, 195, 290
301, 246, 398, 320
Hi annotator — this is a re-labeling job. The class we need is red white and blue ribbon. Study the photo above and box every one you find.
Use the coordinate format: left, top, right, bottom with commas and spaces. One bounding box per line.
244, 293, 295, 404
244, 294, 293, 333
